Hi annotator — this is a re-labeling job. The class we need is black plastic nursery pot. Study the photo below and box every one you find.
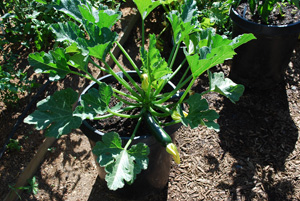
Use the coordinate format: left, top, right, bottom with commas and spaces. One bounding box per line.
229, 7, 300, 89
79, 71, 181, 198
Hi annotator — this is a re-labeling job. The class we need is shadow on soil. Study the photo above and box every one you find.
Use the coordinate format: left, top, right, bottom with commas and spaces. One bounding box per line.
217, 82, 298, 200
87, 176, 169, 201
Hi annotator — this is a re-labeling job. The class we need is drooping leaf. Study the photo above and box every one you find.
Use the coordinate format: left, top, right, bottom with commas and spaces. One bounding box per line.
93, 132, 123, 167
24, 88, 82, 138
182, 93, 219, 131
74, 83, 113, 119
92, 132, 149, 190
209, 71, 245, 103
28, 48, 71, 81
132, 0, 161, 20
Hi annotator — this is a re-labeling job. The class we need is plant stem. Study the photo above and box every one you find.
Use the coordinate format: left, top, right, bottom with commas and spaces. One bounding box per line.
113, 88, 140, 102
113, 93, 141, 107
107, 107, 142, 119
91, 106, 138, 120
141, 19, 145, 48
116, 41, 141, 77
89, 58, 109, 73
153, 74, 193, 104
109, 52, 144, 95
103, 61, 143, 101
178, 77, 196, 104
153, 58, 187, 98
161, 119, 181, 127
124, 115, 144, 150
169, 43, 180, 69
149, 107, 169, 117
167, 43, 177, 65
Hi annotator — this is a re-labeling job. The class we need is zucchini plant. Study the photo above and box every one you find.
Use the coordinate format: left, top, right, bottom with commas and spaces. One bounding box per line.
24, 0, 255, 190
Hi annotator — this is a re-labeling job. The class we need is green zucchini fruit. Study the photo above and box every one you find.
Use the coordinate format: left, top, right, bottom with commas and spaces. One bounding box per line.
145, 112, 172, 147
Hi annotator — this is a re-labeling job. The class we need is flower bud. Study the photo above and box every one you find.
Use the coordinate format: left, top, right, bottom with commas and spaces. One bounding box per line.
171, 110, 188, 121
166, 143, 180, 164
141, 73, 149, 91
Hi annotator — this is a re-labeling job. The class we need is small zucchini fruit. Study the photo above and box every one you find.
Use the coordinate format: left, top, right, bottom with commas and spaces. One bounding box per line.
145, 112, 180, 164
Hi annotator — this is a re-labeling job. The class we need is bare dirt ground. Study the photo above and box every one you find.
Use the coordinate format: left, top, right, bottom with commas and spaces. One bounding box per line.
1, 2, 300, 201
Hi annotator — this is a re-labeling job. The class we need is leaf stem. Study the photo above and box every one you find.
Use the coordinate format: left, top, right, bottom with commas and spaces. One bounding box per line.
116, 41, 141, 77
109, 52, 144, 95
124, 110, 146, 150
107, 107, 142, 119
154, 74, 193, 104
103, 60, 143, 101
178, 77, 196, 104
89, 58, 109, 73
113, 93, 141, 107
91, 106, 138, 120
169, 43, 180, 69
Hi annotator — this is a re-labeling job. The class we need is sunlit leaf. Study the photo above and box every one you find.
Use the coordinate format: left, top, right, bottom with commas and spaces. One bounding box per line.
24, 88, 82, 138
166, 0, 200, 44
92, 132, 149, 190
132, 0, 161, 20
209, 71, 244, 103
28, 48, 71, 81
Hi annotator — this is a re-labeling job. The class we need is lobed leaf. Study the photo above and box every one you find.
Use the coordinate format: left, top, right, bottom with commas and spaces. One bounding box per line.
23, 88, 82, 138
209, 71, 245, 103
182, 93, 220, 131
187, 45, 236, 79
166, 0, 200, 44
28, 48, 71, 81
92, 132, 149, 190
74, 83, 113, 119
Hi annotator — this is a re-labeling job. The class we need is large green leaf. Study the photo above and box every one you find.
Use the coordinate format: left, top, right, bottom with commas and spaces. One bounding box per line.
92, 132, 149, 190
132, 0, 161, 20
166, 0, 200, 44
66, 43, 89, 72
78, 3, 121, 29
52, 0, 86, 23
24, 88, 82, 138
87, 27, 118, 60
230, 33, 256, 49
187, 45, 236, 79
28, 48, 71, 81
50, 21, 85, 44
182, 93, 219, 131
185, 31, 255, 79
74, 83, 113, 119
209, 71, 245, 103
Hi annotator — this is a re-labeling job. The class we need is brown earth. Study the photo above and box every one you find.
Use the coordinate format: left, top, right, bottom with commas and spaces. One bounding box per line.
1, 2, 300, 201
